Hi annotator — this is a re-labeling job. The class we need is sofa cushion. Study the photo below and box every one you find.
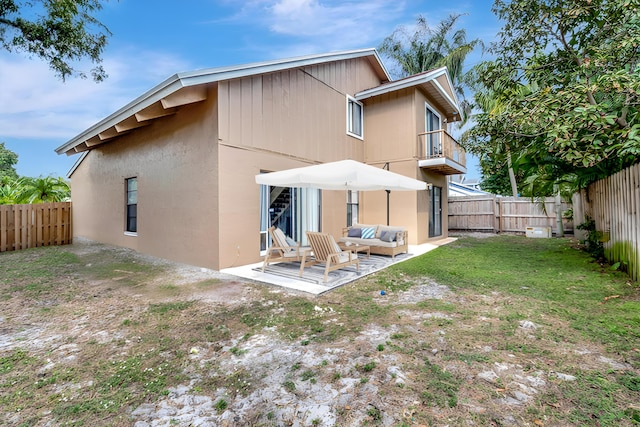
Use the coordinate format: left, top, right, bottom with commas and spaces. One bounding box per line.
361, 227, 376, 239
331, 237, 342, 254
377, 225, 405, 238
285, 236, 297, 247
380, 230, 395, 242
336, 252, 357, 263
340, 237, 397, 248
347, 227, 361, 238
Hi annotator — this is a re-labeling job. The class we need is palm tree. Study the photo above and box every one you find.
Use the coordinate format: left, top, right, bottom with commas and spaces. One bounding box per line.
15, 176, 70, 204
378, 13, 483, 121
0, 176, 19, 204
468, 80, 536, 197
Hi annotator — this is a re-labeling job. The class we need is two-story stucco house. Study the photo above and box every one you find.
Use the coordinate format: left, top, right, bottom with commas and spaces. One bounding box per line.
55, 48, 466, 271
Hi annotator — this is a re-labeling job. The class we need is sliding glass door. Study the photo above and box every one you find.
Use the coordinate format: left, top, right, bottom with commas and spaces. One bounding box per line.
425, 103, 442, 157
429, 186, 442, 238
260, 185, 321, 254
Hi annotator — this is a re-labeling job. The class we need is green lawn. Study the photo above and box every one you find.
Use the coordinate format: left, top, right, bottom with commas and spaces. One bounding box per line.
389, 235, 640, 355
0, 235, 638, 426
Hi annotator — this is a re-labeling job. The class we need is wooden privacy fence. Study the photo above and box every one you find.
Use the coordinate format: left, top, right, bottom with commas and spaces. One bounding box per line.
448, 195, 573, 234
0, 202, 72, 252
572, 163, 639, 281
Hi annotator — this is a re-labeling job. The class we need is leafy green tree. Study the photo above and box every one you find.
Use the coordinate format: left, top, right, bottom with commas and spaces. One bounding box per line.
378, 13, 482, 120
0, 142, 18, 179
462, 66, 538, 196
465, 0, 640, 196
0, 0, 111, 81
15, 176, 70, 204
477, 154, 522, 196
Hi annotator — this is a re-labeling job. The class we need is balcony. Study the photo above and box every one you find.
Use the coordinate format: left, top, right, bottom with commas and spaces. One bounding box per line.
417, 130, 467, 175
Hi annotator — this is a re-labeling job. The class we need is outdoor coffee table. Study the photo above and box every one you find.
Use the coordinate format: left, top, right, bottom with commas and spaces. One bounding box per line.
338, 242, 370, 258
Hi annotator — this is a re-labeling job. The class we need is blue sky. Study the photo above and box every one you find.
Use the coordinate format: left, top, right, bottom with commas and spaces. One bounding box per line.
0, 0, 500, 179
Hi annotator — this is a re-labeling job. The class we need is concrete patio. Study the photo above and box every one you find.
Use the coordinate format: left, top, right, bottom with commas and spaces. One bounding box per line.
222, 238, 456, 295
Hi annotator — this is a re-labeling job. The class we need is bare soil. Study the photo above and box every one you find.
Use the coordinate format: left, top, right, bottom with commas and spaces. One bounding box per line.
1, 239, 638, 427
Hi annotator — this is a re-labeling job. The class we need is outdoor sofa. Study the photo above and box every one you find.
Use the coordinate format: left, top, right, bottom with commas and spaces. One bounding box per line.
340, 224, 408, 258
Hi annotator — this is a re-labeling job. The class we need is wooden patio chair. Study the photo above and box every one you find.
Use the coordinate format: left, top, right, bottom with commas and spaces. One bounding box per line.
262, 226, 310, 273
303, 231, 360, 282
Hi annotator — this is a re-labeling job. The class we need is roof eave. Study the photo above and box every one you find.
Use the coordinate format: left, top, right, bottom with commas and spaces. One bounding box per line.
56, 48, 390, 156
179, 48, 391, 87
55, 75, 184, 154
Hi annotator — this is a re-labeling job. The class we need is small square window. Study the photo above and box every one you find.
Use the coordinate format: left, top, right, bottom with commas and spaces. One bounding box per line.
346, 96, 363, 139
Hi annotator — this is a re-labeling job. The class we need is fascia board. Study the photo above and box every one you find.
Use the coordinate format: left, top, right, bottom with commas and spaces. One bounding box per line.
66, 151, 89, 178
437, 69, 462, 109
354, 67, 447, 100
431, 79, 461, 116
178, 48, 389, 86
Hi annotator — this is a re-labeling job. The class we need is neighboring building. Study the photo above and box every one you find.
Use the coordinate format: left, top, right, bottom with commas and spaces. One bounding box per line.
55, 48, 466, 270
449, 181, 489, 197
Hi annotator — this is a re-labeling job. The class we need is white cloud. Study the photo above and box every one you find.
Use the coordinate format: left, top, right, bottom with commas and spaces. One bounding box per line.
268, 0, 405, 43
216, 0, 407, 57
0, 49, 189, 141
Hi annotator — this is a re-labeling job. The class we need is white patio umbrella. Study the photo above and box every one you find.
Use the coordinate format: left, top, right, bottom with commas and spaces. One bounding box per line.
255, 159, 427, 191
256, 159, 428, 225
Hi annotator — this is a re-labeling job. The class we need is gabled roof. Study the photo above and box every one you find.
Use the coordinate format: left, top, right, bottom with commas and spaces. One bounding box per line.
55, 48, 390, 156
355, 67, 461, 123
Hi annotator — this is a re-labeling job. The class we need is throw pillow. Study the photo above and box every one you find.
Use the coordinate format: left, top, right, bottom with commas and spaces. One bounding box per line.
380, 231, 395, 242
347, 227, 362, 238
361, 227, 376, 239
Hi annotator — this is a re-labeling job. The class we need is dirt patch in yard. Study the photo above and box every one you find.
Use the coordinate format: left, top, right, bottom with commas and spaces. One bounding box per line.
1, 239, 638, 426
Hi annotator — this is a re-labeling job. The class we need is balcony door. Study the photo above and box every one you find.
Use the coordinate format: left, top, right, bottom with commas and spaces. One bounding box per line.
425, 103, 442, 158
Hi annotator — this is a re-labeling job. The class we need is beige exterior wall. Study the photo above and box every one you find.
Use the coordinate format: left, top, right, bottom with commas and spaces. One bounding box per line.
360, 87, 451, 244
415, 88, 451, 241
71, 87, 221, 269
69, 56, 455, 271
217, 145, 349, 267
217, 57, 381, 163
215, 58, 386, 267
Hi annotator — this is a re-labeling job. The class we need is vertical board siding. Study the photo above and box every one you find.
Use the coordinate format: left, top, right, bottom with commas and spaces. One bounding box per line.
573, 163, 640, 281
0, 202, 72, 252
448, 196, 572, 234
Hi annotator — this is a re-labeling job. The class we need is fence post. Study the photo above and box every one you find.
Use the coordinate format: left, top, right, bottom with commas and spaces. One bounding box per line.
555, 191, 564, 237
497, 197, 502, 233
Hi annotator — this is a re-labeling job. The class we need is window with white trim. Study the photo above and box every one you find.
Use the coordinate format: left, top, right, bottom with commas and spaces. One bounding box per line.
125, 177, 137, 234
346, 95, 363, 139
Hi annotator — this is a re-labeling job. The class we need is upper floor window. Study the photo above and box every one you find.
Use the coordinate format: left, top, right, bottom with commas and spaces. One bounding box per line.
125, 177, 137, 234
346, 95, 363, 139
